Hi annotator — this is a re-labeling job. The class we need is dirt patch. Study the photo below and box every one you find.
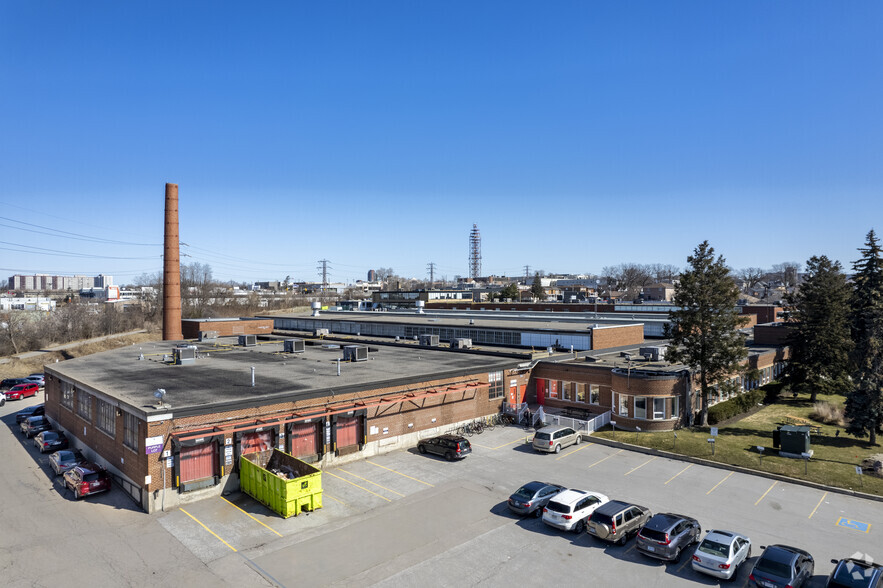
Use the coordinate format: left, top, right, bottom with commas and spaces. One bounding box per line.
0, 331, 159, 377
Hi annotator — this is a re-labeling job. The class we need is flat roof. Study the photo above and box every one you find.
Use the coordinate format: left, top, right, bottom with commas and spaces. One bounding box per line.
46, 337, 517, 418
263, 310, 646, 332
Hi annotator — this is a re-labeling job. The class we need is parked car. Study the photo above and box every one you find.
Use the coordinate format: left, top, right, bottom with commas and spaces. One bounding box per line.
542, 489, 609, 533
24, 374, 45, 388
749, 544, 814, 588
826, 557, 883, 588
417, 434, 472, 461
532, 425, 581, 454
34, 430, 68, 453
15, 404, 45, 423
1, 377, 28, 390
49, 449, 86, 476
587, 500, 652, 545
20, 415, 52, 438
508, 481, 566, 517
5, 383, 39, 400
636, 512, 702, 562
691, 529, 752, 581
63, 462, 112, 499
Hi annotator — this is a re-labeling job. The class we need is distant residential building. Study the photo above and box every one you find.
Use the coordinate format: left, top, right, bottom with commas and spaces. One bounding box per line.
8, 274, 112, 291
642, 283, 675, 302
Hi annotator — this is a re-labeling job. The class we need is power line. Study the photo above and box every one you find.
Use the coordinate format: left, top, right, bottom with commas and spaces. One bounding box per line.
0, 216, 161, 246
0, 244, 160, 260
317, 259, 331, 292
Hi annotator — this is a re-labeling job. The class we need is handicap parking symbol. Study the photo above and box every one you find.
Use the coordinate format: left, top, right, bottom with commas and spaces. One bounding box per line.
837, 518, 871, 533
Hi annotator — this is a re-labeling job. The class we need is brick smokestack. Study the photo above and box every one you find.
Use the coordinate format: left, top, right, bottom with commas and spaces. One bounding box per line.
163, 183, 183, 340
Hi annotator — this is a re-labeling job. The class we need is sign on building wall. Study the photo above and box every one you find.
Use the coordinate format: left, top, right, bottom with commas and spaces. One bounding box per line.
145, 435, 164, 455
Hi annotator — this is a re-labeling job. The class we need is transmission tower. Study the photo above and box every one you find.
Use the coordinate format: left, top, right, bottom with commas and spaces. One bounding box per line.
427, 262, 436, 288
523, 265, 531, 282
469, 224, 481, 279
317, 259, 331, 293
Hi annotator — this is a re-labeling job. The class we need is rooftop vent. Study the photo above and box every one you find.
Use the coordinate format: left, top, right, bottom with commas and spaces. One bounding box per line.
239, 334, 257, 347
418, 334, 439, 347
451, 338, 472, 349
416, 300, 425, 314
173, 345, 197, 365
283, 339, 305, 354
198, 330, 219, 341
343, 345, 368, 362
314, 328, 329, 337
311, 301, 321, 317
639, 346, 666, 362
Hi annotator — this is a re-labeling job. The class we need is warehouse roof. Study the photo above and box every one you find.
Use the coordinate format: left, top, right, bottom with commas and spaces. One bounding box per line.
46, 337, 517, 418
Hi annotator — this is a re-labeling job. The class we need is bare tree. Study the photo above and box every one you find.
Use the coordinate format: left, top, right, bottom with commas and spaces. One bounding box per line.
771, 262, 802, 288
736, 267, 766, 290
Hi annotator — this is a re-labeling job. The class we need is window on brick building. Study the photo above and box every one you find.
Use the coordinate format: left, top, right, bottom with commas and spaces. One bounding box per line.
123, 412, 139, 451
561, 382, 571, 401
576, 383, 586, 403
61, 382, 74, 410
96, 398, 115, 437
488, 371, 503, 400
653, 397, 665, 420
589, 385, 600, 405
618, 393, 629, 416
634, 397, 647, 419
77, 390, 92, 422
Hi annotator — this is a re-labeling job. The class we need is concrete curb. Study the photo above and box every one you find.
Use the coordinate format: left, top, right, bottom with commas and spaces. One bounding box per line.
585, 435, 883, 503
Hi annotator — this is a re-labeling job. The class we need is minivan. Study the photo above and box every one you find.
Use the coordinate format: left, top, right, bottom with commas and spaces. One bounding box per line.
532, 425, 581, 454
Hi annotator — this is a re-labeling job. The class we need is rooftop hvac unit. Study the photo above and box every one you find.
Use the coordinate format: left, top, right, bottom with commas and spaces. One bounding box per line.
418, 334, 439, 347
451, 338, 472, 349
198, 330, 219, 341
343, 345, 368, 362
239, 334, 257, 347
638, 346, 666, 361
283, 339, 305, 353
314, 328, 330, 337
173, 346, 196, 365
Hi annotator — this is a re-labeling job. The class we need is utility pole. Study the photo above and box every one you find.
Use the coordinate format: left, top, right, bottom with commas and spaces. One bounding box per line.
524, 265, 531, 283
317, 259, 331, 295
427, 262, 436, 289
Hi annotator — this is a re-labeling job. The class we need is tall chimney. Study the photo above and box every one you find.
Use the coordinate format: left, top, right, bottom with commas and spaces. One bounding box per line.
163, 183, 183, 340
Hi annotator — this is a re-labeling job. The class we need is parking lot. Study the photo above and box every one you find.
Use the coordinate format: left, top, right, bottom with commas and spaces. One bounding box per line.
2, 395, 880, 587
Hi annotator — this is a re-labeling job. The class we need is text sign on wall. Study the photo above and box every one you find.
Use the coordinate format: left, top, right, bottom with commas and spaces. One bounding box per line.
145, 435, 164, 455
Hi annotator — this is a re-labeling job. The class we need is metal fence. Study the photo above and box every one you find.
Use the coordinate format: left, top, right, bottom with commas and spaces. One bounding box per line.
502, 403, 612, 434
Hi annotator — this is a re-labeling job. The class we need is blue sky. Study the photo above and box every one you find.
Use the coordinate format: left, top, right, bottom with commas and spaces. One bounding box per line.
2, 2, 881, 285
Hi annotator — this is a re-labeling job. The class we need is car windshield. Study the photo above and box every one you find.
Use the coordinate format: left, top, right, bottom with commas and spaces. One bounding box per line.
83, 472, 102, 482
755, 556, 792, 578
513, 487, 536, 500
43, 432, 58, 440
534, 432, 551, 440
457, 440, 470, 450
640, 528, 668, 542
698, 540, 730, 558
830, 563, 878, 587
545, 500, 571, 514
56, 451, 73, 461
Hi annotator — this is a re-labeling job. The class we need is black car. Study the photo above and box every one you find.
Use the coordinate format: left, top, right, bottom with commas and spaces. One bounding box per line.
508, 481, 566, 517
417, 434, 471, 461
1, 377, 29, 390
827, 557, 883, 588
15, 404, 45, 423
636, 512, 702, 562
34, 430, 68, 453
749, 544, 814, 588
21, 415, 52, 438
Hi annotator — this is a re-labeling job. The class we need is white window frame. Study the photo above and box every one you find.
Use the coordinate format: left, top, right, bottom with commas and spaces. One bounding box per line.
634, 396, 647, 420
653, 397, 665, 420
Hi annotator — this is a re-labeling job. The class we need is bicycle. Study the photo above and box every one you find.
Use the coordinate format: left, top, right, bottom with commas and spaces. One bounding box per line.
472, 419, 484, 434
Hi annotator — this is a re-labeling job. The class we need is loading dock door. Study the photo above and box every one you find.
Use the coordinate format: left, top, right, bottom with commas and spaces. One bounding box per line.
180, 442, 217, 483
336, 416, 359, 449
240, 430, 274, 454
290, 422, 320, 458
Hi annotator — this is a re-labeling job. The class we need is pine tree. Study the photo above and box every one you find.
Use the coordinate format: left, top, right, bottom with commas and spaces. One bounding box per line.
782, 256, 852, 402
531, 273, 544, 299
666, 241, 748, 426
847, 230, 883, 446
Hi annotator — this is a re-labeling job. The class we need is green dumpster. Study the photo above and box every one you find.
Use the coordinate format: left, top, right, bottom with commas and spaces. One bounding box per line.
240, 449, 323, 518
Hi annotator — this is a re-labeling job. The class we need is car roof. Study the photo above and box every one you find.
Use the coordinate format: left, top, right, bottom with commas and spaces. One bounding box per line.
536, 425, 572, 433
518, 481, 550, 492
763, 545, 807, 563
549, 489, 590, 505
705, 530, 744, 543
593, 500, 639, 515
434, 434, 467, 442
74, 462, 104, 474
644, 513, 690, 530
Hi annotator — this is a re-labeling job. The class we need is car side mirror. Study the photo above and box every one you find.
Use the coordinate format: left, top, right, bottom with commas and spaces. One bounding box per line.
760, 545, 767, 549
830, 559, 838, 565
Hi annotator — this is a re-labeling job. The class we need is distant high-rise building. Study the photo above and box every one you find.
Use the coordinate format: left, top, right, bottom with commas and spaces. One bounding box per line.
469, 224, 481, 279
367, 269, 376, 282
7, 274, 112, 291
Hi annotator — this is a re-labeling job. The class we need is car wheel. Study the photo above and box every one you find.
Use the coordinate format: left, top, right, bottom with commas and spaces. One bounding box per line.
554, 444, 561, 454
534, 507, 543, 518
747, 546, 752, 559
575, 435, 581, 445
574, 520, 586, 534
418, 444, 426, 454
672, 547, 682, 563
444, 452, 454, 461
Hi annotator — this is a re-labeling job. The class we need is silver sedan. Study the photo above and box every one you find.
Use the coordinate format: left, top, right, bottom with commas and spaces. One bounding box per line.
691, 529, 752, 580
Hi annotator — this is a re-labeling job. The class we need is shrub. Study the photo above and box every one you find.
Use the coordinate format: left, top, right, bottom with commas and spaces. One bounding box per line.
708, 388, 767, 425
810, 401, 846, 427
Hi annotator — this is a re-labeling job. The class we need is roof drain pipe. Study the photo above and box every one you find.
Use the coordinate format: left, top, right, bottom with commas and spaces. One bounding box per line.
337, 358, 341, 376
251, 366, 255, 387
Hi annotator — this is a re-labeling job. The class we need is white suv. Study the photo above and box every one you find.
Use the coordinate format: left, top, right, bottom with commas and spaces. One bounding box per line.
542, 489, 609, 533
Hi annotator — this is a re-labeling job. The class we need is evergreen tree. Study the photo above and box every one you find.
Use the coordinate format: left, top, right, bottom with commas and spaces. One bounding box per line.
500, 282, 520, 300
782, 256, 852, 402
531, 273, 545, 299
666, 241, 748, 426
847, 230, 883, 446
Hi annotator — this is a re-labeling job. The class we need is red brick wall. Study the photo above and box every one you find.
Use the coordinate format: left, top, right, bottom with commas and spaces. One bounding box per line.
592, 324, 644, 350
180, 318, 274, 339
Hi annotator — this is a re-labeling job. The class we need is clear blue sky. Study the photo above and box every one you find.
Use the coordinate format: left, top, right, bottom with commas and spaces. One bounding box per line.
2, 2, 881, 285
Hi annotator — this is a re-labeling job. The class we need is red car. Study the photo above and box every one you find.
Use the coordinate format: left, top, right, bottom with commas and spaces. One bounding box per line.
6, 383, 39, 400
63, 463, 112, 499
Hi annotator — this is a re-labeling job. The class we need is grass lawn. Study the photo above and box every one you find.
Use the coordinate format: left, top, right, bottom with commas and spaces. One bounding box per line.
591, 391, 883, 497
